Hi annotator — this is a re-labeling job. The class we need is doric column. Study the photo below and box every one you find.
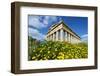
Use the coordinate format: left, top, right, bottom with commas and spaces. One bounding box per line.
65, 32, 67, 41
71, 35, 73, 43
50, 35, 52, 40
56, 31, 58, 41
49, 35, 51, 40
69, 33, 71, 43
70, 35, 71, 43
54, 32, 56, 41
75, 37, 76, 43
70, 34, 71, 43
67, 33, 69, 42
60, 29, 64, 41
53, 33, 55, 41
73, 37, 75, 43
51, 34, 52, 41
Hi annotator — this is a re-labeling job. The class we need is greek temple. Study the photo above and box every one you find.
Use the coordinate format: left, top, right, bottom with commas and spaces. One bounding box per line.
46, 21, 81, 43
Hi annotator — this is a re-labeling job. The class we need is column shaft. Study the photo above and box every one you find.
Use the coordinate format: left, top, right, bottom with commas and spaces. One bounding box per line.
65, 32, 67, 41
56, 31, 58, 41
51, 34, 53, 41
53, 33, 55, 41
60, 29, 64, 41
68, 33, 70, 43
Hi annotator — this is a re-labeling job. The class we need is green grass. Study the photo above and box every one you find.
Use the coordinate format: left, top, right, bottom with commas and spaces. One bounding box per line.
28, 36, 88, 60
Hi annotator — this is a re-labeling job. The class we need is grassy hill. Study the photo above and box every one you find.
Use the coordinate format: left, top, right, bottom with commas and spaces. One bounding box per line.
28, 36, 88, 60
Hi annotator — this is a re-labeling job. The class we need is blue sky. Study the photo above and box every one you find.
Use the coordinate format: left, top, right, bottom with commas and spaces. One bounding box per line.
28, 15, 88, 41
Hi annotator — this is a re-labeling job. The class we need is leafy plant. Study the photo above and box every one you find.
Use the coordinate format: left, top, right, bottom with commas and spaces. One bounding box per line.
28, 36, 88, 60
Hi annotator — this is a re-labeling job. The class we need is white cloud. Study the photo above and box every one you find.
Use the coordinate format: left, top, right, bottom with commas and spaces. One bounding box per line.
81, 34, 88, 42
28, 15, 59, 29
81, 34, 88, 38
28, 28, 45, 40
28, 15, 61, 40
29, 16, 46, 29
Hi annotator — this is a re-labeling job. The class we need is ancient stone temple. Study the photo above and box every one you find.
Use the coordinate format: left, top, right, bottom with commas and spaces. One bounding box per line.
46, 21, 81, 43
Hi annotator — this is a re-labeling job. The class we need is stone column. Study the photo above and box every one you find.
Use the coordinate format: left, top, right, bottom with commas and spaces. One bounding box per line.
65, 32, 67, 41
56, 31, 58, 41
51, 34, 52, 41
69, 33, 71, 43
70, 34, 71, 43
71, 35, 73, 43
54, 32, 56, 41
75, 38, 77, 43
73, 37, 75, 43
48, 35, 50, 40
67, 32, 69, 42
67, 33, 69, 42
60, 29, 64, 41
50, 35, 52, 40
53, 33, 55, 41
70, 35, 71, 43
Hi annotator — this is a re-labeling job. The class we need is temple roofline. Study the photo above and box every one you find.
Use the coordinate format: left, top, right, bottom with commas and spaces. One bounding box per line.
47, 20, 81, 39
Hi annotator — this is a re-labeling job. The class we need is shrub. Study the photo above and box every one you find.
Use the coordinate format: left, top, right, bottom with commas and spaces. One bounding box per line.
28, 37, 88, 60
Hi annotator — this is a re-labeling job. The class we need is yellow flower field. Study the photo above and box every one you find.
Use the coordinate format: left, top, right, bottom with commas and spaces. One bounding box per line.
28, 36, 88, 60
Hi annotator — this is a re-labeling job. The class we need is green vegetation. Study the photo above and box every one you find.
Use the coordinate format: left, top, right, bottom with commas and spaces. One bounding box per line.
28, 36, 88, 60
